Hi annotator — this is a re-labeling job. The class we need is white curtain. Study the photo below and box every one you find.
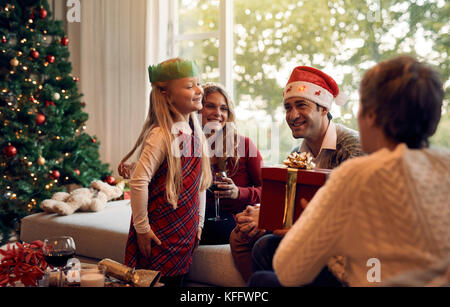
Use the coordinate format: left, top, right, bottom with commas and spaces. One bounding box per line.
69, 0, 169, 177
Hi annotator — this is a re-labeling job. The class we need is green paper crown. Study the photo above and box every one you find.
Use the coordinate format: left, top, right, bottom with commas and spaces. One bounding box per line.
148, 59, 199, 83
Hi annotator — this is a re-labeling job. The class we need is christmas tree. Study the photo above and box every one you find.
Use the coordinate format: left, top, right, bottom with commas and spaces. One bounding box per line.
0, 0, 113, 244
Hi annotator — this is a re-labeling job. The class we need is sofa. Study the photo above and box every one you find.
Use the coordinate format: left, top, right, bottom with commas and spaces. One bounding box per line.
20, 200, 246, 287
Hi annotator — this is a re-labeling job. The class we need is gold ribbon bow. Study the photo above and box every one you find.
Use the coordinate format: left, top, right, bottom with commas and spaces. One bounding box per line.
282, 152, 315, 228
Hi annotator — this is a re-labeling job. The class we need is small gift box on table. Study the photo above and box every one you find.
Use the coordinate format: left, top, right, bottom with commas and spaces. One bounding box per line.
259, 153, 331, 231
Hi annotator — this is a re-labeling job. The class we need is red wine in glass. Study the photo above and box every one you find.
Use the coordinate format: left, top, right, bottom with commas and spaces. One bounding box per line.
43, 236, 76, 287
44, 251, 76, 267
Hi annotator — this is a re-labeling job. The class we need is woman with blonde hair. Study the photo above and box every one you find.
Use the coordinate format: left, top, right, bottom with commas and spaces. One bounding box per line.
199, 82, 263, 245
118, 58, 211, 287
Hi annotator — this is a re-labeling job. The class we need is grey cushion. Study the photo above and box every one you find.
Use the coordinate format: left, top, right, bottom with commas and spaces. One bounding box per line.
21, 200, 131, 262
20, 200, 245, 287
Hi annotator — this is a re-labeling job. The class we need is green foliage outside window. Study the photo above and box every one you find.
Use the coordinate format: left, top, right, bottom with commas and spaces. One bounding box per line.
179, 0, 449, 164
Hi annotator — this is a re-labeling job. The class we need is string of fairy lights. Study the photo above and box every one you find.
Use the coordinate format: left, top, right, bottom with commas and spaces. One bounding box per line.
0, 2, 96, 212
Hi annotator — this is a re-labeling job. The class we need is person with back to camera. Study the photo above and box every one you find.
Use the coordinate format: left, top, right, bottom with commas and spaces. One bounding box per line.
248, 55, 450, 287
198, 82, 263, 245
118, 58, 212, 287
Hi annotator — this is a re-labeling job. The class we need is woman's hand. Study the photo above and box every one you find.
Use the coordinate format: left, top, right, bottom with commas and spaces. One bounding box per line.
118, 162, 136, 179
215, 177, 239, 199
136, 229, 161, 258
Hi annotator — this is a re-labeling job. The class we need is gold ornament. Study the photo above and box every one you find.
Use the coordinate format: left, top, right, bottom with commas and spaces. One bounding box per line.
10, 57, 19, 67
37, 156, 46, 165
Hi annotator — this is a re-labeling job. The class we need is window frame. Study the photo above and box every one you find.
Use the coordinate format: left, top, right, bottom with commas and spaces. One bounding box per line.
167, 0, 234, 95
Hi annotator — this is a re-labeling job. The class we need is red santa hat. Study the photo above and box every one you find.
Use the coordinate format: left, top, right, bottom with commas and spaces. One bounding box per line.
283, 66, 347, 108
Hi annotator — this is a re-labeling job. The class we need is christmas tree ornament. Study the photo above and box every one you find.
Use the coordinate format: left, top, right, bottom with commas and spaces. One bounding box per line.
39, 8, 47, 19
46, 55, 55, 64
74, 169, 80, 176
105, 176, 117, 185
45, 100, 55, 107
53, 93, 60, 100
61, 37, 69, 46
73, 77, 79, 82
36, 113, 46, 125
30, 50, 39, 59
50, 170, 60, 179
91, 138, 97, 143
2, 36, 7, 43
37, 156, 46, 166
3, 145, 17, 158
10, 57, 19, 67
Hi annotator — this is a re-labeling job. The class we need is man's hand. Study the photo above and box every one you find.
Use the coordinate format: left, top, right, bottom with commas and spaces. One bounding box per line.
136, 229, 161, 258
235, 206, 265, 238
272, 199, 308, 236
273, 228, 291, 236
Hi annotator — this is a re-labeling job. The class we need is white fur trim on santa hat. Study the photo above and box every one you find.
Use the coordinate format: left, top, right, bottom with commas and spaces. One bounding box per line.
283, 81, 335, 109
283, 81, 347, 109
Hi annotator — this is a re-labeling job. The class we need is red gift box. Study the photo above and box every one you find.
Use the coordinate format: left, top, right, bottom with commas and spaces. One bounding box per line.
258, 166, 331, 231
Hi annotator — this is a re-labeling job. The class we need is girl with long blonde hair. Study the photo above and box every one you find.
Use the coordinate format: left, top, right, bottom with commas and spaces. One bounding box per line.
119, 58, 211, 286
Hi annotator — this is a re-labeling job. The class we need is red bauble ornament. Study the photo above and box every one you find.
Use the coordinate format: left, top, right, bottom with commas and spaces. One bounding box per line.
74, 169, 80, 176
105, 176, 116, 185
61, 37, 69, 46
30, 50, 39, 59
1, 37, 6, 44
36, 113, 46, 125
3, 145, 17, 158
45, 100, 56, 107
91, 138, 97, 143
50, 170, 60, 180
46, 55, 55, 64
73, 77, 79, 82
39, 8, 47, 19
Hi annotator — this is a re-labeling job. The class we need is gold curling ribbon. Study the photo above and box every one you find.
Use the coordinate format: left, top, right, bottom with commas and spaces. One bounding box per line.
282, 168, 298, 229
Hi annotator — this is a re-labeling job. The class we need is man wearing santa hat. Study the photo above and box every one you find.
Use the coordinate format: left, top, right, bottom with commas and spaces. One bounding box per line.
230, 66, 363, 286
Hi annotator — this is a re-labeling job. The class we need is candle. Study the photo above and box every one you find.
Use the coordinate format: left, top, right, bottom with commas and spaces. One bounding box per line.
80, 271, 105, 287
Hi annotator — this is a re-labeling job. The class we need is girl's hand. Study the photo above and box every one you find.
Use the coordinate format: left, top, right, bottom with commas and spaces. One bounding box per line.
197, 227, 202, 241
215, 177, 239, 199
118, 162, 136, 179
136, 229, 161, 258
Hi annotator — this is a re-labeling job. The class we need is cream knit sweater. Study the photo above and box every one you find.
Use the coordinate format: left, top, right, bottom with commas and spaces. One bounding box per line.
273, 144, 450, 286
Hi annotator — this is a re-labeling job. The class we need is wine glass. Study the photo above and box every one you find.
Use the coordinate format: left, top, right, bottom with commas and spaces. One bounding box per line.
42, 236, 76, 287
208, 171, 228, 222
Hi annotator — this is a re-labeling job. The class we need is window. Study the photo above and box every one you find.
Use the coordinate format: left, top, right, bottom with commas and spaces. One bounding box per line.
166, 0, 450, 164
